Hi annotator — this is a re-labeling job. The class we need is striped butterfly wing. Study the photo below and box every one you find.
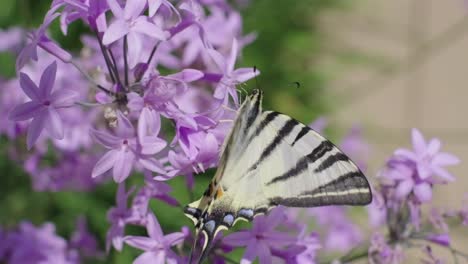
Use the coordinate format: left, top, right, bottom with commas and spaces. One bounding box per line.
184, 89, 372, 263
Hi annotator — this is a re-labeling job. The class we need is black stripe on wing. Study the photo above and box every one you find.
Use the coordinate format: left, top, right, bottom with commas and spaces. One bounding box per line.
267, 140, 334, 185
314, 152, 350, 173
248, 118, 301, 171
292, 125, 310, 146
269, 171, 371, 207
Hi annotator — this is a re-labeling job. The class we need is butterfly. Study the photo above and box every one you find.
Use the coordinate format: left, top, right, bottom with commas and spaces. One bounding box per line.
184, 89, 372, 263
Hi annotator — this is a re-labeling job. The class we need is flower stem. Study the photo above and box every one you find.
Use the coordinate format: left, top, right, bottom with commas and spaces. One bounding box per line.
70, 61, 113, 95
320, 244, 369, 264
123, 36, 129, 87
93, 30, 117, 84
107, 48, 123, 88
146, 42, 160, 66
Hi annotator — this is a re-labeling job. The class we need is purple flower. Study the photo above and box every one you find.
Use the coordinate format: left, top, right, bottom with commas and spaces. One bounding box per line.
293, 229, 321, 263
368, 232, 405, 264
0, 27, 24, 53
91, 112, 166, 182
395, 128, 460, 181
9, 61, 78, 149
57, 0, 109, 33
70, 216, 102, 259
124, 212, 185, 264
425, 233, 450, 247
367, 190, 387, 228
102, 0, 169, 46
308, 206, 363, 252
4, 221, 77, 264
16, 5, 71, 70
340, 125, 370, 171
224, 208, 296, 264
106, 184, 134, 252
381, 129, 460, 204
308, 117, 327, 134
207, 38, 258, 103
429, 208, 449, 232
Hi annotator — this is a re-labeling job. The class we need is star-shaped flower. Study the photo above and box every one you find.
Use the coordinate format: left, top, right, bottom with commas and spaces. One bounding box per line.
102, 0, 169, 46
9, 61, 78, 149
90, 111, 166, 183
124, 212, 185, 264
224, 208, 296, 264
16, 5, 71, 71
207, 38, 259, 104
395, 128, 460, 181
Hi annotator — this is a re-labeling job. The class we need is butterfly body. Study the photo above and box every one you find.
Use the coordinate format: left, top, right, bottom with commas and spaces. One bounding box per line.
184, 89, 372, 263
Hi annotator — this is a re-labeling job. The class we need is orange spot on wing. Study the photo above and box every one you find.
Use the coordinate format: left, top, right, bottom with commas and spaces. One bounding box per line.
216, 188, 224, 199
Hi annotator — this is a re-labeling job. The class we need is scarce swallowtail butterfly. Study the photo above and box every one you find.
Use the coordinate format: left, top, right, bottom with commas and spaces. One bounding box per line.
184, 89, 372, 263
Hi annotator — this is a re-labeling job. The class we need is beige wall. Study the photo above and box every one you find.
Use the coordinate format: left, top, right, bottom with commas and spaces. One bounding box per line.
319, 0, 468, 261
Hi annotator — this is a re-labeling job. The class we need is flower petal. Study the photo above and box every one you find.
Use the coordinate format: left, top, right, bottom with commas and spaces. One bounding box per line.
257, 242, 272, 264
233, 67, 259, 83
411, 128, 426, 155
432, 167, 455, 182
26, 110, 47, 149
116, 112, 135, 138
169, 69, 204, 82
395, 179, 414, 199
45, 107, 64, 139
19, 72, 41, 101
9, 101, 43, 121
90, 128, 121, 149
124, 236, 156, 251
146, 212, 163, 240
102, 19, 129, 45
92, 149, 118, 178
207, 49, 226, 73
432, 153, 460, 166
139, 157, 166, 174
112, 149, 135, 182
134, 251, 165, 264
426, 138, 441, 156
224, 231, 251, 246
39, 61, 57, 98
394, 148, 417, 161
163, 232, 185, 246
124, 0, 146, 20
133, 18, 169, 40
240, 241, 259, 264
148, 0, 162, 17
414, 182, 432, 202
50, 89, 78, 107
226, 38, 238, 74
107, 0, 124, 17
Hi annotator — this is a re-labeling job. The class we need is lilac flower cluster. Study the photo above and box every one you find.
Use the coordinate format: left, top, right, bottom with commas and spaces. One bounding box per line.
2, 0, 468, 263
367, 129, 465, 263
0, 218, 100, 264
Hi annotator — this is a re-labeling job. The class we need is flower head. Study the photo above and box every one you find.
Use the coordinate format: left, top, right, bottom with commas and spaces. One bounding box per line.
124, 212, 185, 264
9, 61, 78, 149
224, 208, 296, 264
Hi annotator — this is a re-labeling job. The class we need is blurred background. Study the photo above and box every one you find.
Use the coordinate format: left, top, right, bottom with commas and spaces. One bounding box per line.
1, 0, 468, 263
